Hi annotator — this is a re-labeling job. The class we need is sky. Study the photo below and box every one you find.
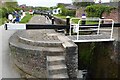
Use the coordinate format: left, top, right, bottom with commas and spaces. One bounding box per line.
17, 0, 110, 7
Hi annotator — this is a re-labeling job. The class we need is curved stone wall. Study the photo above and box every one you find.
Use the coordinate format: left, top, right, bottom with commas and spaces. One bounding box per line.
9, 30, 78, 78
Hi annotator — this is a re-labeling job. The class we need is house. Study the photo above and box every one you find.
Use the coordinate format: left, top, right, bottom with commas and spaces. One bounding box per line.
96, 2, 119, 8
52, 8, 61, 14
65, 5, 77, 10
19, 4, 27, 9
110, 0, 120, 2
72, 0, 95, 7
57, 3, 71, 7
73, 0, 94, 2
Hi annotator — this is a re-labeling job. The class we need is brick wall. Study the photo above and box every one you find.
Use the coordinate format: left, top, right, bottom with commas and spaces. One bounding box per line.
75, 8, 86, 18
102, 9, 119, 22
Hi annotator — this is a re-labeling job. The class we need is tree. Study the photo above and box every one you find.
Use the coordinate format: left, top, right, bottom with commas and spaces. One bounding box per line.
72, 0, 95, 7
85, 4, 116, 17
4, 2, 18, 8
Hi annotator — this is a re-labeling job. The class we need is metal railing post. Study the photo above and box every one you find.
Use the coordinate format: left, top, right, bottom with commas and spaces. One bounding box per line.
5, 24, 8, 30
111, 20, 114, 39
69, 19, 72, 36
52, 18, 54, 25
77, 19, 81, 40
101, 17, 104, 24
66, 16, 70, 35
97, 19, 101, 35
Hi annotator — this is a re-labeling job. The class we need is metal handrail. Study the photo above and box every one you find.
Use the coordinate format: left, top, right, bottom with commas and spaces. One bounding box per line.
69, 18, 81, 36
98, 19, 114, 39
69, 18, 114, 40
77, 18, 100, 40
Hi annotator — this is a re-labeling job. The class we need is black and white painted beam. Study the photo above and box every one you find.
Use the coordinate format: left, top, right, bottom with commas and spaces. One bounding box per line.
5, 23, 26, 30
5, 23, 120, 30
5, 23, 70, 30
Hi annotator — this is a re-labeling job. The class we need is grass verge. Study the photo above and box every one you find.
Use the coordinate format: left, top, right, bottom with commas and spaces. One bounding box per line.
54, 14, 99, 24
20, 13, 33, 23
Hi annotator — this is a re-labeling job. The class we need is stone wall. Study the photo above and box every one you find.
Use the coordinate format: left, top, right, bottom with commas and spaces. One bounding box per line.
53, 16, 66, 25
58, 35, 78, 78
9, 30, 78, 78
78, 27, 120, 78
88, 42, 119, 78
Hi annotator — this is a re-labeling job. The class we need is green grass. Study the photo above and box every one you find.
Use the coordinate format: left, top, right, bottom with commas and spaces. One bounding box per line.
54, 15, 99, 24
20, 13, 33, 23
73, 19, 99, 24
54, 14, 67, 19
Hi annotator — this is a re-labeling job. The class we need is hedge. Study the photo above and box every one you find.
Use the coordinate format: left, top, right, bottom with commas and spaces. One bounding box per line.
61, 9, 76, 17
85, 4, 116, 18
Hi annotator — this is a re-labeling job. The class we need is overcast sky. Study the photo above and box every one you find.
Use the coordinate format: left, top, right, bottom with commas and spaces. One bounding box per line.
17, 0, 110, 7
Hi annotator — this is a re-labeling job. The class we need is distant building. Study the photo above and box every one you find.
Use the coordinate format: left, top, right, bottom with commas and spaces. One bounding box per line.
65, 5, 77, 10
19, 4, 27, 8
73, 0, 95, 7
52, 8, 61, 14
73, 0, 94, 2
57, 3, 71, 7
96, 2, 119, 8
57, 3, 77, 10
110, 0, 120, 2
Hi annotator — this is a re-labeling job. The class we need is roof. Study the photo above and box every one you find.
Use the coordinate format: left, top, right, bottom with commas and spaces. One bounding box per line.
96, 2, 119, 7
57, 3, 71, 7
73, 0, 94, 2
65, 5, 77, 10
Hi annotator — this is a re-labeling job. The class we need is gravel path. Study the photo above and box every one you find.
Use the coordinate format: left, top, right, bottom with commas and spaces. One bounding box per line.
28, 15, 47, 24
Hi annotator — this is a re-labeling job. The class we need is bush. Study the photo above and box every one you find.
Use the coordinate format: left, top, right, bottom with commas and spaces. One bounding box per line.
61, 9, 76, 17
0, 9, 3, 18
57, 3, 76, 17
1, 7, 8, 18
66, 10, 76, 16
0, 2, 21, 25
85, 4, 116, 18
0, 18, 7, 25
0, 7, 15, 18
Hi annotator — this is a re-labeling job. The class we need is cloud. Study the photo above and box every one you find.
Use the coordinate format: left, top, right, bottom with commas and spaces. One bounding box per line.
17, 0, 72, 7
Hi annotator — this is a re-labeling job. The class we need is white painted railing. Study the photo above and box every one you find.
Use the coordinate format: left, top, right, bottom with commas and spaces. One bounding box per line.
69, 18, 114, 41
69, 18, 81, 36
99, 19, 114, 39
